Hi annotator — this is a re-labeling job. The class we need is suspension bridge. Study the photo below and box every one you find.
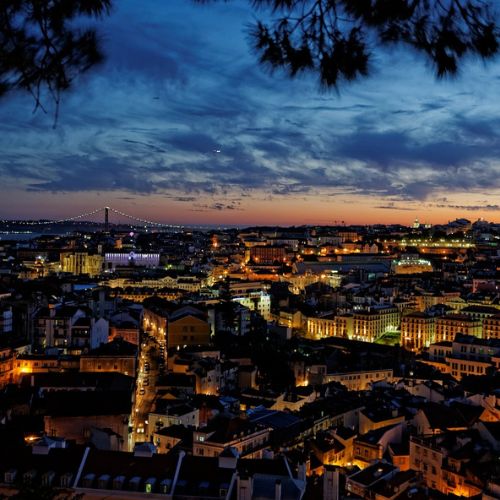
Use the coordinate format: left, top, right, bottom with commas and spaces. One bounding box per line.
4, 207, 181, 231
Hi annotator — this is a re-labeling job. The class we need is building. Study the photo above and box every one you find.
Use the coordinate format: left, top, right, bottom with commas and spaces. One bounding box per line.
346, 462, 398, 498
0, 345, 14, 387
391, 257, 433, 274
483, 313, 500, 340
33, 305, 87, 351
193, 416, 271, 459
42, 391, 132, 451
148, 402, 199, 442
104, 252, 160, 271
446, 334, 500, 380
60, 252, 103, 277
410, 433, 484, 496
230, 283, 271, 321
324, 369, 394, 391
167, 305, 211, 349
359, 408, 405, 435
352, 306, 400, 343
434, 314, 482, 343
400, 312, 435, 351
143, 301, 211, 349
109, 313, 140, 345
247, 245, 287, 265
79, 338, 138, 377
0, 305, 13, 334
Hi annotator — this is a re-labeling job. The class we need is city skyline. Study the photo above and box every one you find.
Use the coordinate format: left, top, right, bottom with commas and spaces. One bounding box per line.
0, 0, 499, 225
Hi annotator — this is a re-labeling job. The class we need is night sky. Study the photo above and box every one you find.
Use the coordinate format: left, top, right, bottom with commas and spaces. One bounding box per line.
0, 0, 499, 226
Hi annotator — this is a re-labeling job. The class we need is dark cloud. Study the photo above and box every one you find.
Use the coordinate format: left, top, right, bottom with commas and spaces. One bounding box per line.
436, 204, 500, 211
173, 196, 197, 202
191, 201, 243, 212
374, 202, 416, 211
271, 184, 311, 195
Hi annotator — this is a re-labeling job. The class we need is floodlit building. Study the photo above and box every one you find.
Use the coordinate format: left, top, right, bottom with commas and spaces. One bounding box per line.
435, 314, 482, 342
401, 312, 435, 351
352, 306, 400, 342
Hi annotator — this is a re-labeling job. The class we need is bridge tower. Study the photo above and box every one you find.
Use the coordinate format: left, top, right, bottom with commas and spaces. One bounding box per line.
104, 206, 110, 232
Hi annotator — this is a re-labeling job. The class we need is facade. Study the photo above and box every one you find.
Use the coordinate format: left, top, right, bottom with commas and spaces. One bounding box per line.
447, 334, 500, 380
401, 312, 435, 351
167, 306, 211, 349
247, 245, 287, 264
33, 305, 86, 351
0, 346, 14, 387
232, 291, 271, 321
435, 314, 482, 343
324, 369, 393, 391
148, 404, 199, 442
60, 252, 103, 277
143, 303, 210, 349
104, 252, 160, 271
0, 305, 13, 334
43, 391, 132, 452
79, 338, 138, 376
483, 313, 500, 340
425, 334, 500, 380
352, 307, 400, 342
410, 435, 483, 497
193, 418, 271, 459
392, 257, 433, 274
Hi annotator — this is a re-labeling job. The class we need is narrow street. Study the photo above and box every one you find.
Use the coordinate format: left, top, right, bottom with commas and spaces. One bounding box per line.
131, 336, 160, 446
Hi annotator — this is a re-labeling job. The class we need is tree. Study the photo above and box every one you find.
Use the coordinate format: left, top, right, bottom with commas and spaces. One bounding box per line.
0, 0, 499, 111
0, 0, 111, 117
240, 0, 500, 88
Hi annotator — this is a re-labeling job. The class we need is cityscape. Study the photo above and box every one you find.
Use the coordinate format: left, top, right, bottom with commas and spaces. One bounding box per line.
1, 0, 500, 499
0, 212, 498, 499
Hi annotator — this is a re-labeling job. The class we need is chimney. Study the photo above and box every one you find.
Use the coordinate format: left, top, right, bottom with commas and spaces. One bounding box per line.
237, 474, 253, 500
275, 479, 282, 500
323, 466, 339, 500
297, 462, 307, 482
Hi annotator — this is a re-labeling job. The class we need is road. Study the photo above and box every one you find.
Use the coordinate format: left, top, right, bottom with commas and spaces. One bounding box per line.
131, 335, 162, 446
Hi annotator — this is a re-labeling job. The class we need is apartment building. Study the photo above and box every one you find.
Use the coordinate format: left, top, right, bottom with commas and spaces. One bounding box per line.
401, 312, 435, 351
435, 314, 482, 343
352, 306, 400, 343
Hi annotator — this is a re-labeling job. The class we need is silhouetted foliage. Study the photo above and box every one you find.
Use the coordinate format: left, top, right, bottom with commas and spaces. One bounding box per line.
1, 0, 499, 114
206, 0, 500, 88
0, 0, 111, 116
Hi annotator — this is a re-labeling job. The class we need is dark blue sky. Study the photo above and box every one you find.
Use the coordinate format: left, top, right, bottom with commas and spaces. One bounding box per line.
0, 0, 499, 225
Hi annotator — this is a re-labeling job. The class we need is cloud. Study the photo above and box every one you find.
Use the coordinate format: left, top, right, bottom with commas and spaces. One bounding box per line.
191, 200, 243, 212
0, 0, 499, 219
436, 204, 500, 211
374, 202, 416, 211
